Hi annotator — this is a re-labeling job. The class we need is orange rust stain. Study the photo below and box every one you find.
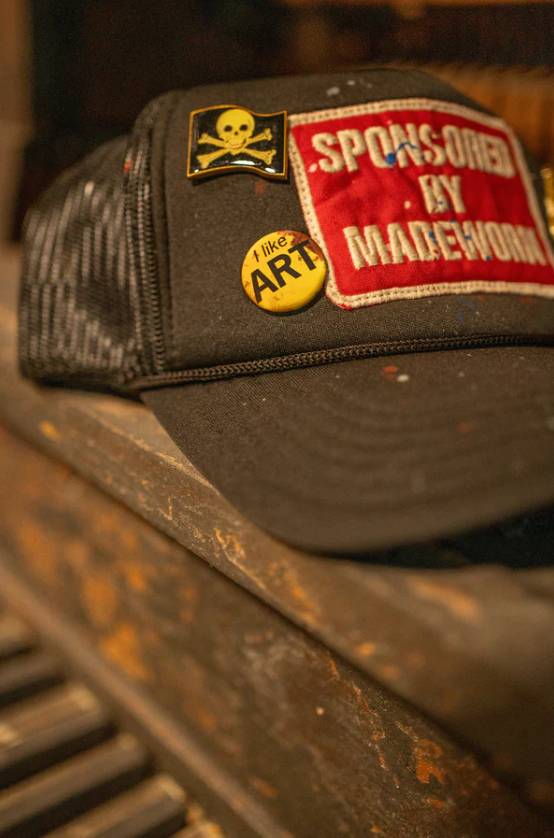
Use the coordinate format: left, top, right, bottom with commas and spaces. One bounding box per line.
81, 574, 118, 627
398, 725, 446, 786
119, 557, 153, 593
100, 622, 150, 682
352, 684, 379, 721
414, 740, 446, 785
425, 798, 447, 809
158, 496, 173, 521
254, 179, 268, 195
278, 566, 320, 624
39, 421, 61, 441
250, 778, 279, 799
15, 519, 60, 590
204, 826, 225, 838
326, 650, 339, 679
245, 634, 264, 643
396, 721, 417, 740
392, 776, 400, 789
457, 420, 474, 436
352, 684, 366, 705
371, 827, 385, 835
381, 364, 399, 381
119, 529, 139, 551
352, 683, 388, 756
124, 565, 149, 593
214, 529, 250, 567
356, 641, 377, 657
420, 740, 443, 759
262, 559, 320, 623
192, 526, 204, 541
408, 577, 481, 624
416, 756, 446, 785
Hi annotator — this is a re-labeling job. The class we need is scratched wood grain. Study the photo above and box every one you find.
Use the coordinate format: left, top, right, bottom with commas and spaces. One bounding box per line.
0, 292, 554, 811
0, 426, 552, 838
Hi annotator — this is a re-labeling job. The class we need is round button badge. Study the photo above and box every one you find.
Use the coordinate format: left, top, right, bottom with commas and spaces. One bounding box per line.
241, 231, 327, 312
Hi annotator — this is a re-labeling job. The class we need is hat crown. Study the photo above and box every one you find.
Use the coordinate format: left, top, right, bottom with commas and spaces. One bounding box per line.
18, 71, 554, 395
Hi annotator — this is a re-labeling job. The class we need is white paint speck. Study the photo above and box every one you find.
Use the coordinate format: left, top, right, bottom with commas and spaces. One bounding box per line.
84, 181, 94, 197
397, 374, 409, 383
326, 86, 340, 97
316, 707, 325, 716
309, 163, 318, 173
404, 200, 411, 209
347, 79, 356, 86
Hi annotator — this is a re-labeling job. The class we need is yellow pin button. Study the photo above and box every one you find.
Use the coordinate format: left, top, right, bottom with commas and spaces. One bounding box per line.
241, 231, 327, 312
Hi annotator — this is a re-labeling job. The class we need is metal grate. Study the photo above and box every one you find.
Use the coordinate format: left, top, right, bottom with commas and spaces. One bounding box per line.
0, 610, 223, 838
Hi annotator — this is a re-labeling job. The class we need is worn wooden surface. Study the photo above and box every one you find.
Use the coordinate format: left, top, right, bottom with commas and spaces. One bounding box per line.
0, 428, 552, 838
0, 598, 223, 838
0, 275, 554, 814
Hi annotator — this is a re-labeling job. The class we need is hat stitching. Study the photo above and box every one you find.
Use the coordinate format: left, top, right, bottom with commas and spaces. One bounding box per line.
288, 98, 554, 309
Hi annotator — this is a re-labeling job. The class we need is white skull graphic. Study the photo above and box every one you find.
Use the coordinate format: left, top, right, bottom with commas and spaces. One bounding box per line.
216, 108, 255, 154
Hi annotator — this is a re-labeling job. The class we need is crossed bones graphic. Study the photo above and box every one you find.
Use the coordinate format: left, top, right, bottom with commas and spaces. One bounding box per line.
196, 108, 277, 170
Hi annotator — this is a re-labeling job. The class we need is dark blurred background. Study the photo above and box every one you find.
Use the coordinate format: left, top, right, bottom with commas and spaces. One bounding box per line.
2, 0, 554, 242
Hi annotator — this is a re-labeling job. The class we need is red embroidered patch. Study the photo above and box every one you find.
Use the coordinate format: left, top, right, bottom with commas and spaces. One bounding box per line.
289, 99, 554, 308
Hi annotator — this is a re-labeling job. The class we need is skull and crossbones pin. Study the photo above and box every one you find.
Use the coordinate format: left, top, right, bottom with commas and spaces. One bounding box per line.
187, 105, 288, 181
197, 108, 276, 169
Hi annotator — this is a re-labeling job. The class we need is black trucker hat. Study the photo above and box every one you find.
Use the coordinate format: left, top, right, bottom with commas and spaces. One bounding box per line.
18, 68, 554, 554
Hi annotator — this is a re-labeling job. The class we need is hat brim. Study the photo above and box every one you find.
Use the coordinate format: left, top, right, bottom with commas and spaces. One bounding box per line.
142, 345, 554, 555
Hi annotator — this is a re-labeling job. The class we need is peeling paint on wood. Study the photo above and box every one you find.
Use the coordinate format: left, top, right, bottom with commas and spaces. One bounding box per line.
408, 577, 482, 624
0, 294, 554, 825
39, 420, 61, 441
0, 429, 552, 836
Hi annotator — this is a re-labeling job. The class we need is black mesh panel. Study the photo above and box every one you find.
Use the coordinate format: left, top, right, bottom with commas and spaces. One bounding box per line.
18, 136, 145, 394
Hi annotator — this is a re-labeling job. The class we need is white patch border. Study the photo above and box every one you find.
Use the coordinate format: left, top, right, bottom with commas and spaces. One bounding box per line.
288, 98, 554, 308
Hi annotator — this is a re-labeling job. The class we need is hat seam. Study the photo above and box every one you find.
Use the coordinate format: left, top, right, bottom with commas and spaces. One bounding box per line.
130, 332, 553, 391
